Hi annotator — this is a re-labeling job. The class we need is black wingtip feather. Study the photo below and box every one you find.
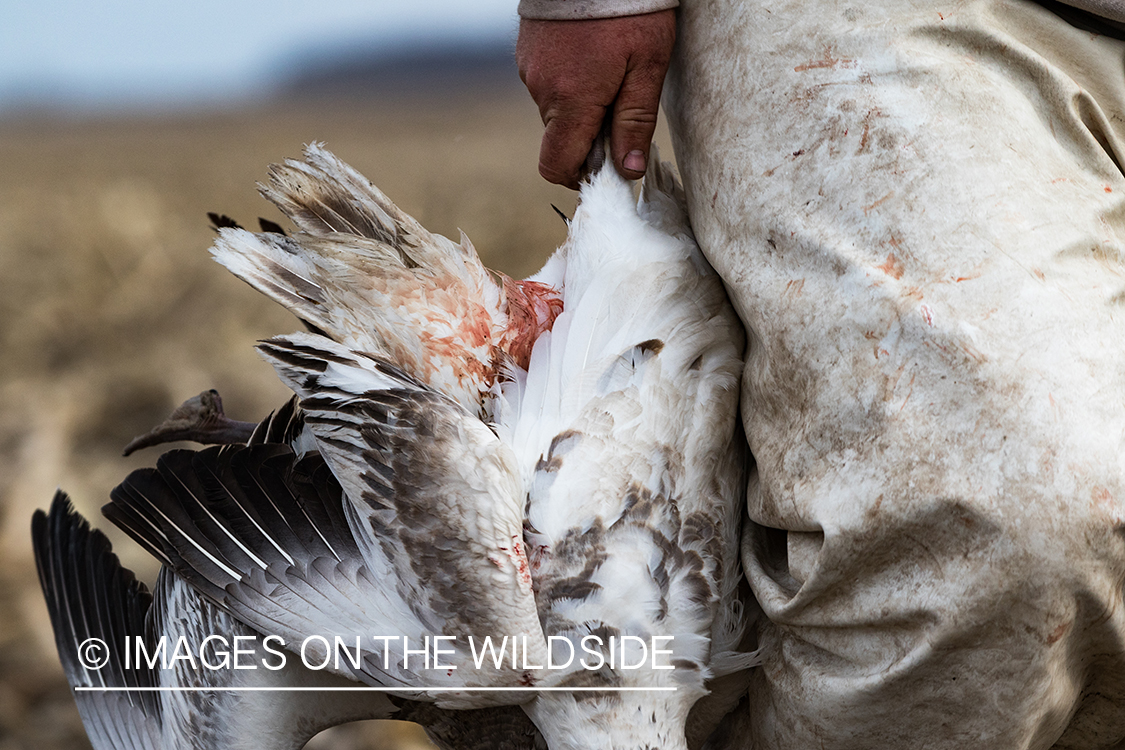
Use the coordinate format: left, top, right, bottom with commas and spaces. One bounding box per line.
208, 212, 243, 231
550, 204, 571, 224
247, 395, 305, 448
258, 217, 287, 236
103, 439, 361, 634
32, 492, 158, 714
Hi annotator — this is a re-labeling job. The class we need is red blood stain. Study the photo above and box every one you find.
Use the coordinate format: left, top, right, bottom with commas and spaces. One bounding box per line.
497, 276, 563, 370
508, 536, 533, 588
1046, 622, 1069, 644
875, 252, 905, 280
794, 47, 856, 72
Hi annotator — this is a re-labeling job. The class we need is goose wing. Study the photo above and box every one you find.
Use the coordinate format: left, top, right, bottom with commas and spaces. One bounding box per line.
151, 560, 400, 749
36, 494, 400, 750
209, 143, 508, 415
258, 334, 548, 687
105, 334, 546, 706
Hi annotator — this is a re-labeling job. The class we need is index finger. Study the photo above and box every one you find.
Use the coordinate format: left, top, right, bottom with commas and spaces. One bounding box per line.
538, 104, 608, 189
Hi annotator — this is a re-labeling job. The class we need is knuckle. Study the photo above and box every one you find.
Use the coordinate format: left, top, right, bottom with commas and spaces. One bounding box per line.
539, 160, 579, 189
614, 105, 659, 127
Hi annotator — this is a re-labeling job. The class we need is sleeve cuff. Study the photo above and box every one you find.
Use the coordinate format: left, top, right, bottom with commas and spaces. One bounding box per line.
517, 0, 678, 21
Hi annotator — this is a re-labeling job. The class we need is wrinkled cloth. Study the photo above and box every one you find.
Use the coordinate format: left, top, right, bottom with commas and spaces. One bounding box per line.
1063, 0, 1125, 23
517, 0, 677, 20
517, 0, 1125, 24
664, 0, 1125, 747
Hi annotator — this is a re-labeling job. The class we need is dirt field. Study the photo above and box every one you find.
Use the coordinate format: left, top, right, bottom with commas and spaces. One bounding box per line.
0, 91, 651, 749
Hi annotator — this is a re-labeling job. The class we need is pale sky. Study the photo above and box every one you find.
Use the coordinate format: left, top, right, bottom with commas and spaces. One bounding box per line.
0, 0, 520, 113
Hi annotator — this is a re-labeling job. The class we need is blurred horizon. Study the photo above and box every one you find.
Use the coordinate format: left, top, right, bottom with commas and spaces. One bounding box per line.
1, 0, 522, 118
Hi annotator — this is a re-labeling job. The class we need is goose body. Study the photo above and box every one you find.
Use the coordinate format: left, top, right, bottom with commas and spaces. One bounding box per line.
499, 160, 752, 750
47, 144, 754, 749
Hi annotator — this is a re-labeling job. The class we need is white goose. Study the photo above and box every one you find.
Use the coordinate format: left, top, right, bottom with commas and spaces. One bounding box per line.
501, 154, 754, 750
48, 144, 755, 749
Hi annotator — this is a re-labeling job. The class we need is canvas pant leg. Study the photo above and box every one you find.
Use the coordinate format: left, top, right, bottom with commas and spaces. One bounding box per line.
666, 1, 1125, 747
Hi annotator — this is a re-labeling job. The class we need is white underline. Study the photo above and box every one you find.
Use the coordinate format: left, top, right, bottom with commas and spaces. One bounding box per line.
75, 686, 677, 693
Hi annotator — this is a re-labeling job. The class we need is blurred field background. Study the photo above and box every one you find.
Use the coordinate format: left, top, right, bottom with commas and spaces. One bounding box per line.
0, 66, 599, 750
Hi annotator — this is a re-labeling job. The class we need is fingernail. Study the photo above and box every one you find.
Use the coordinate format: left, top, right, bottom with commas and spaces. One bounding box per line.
624, 150, 646, 173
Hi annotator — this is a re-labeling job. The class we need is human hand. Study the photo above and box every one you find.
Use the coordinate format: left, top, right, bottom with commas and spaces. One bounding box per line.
515, 10, 676, 188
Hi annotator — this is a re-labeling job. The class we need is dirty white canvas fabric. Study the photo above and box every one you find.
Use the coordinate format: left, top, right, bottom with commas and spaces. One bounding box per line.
518, 0, 1125, 24
664, 1, 1125, 747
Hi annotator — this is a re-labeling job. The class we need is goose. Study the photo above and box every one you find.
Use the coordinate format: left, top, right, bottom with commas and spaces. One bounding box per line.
90, 144, 756, 749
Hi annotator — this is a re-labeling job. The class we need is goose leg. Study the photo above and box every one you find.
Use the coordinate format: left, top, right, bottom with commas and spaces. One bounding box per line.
122, 389, 257, 455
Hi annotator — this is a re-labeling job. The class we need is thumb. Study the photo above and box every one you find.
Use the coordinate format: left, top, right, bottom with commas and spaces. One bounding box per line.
610, 65, 663, 179
608, 13, 675, 180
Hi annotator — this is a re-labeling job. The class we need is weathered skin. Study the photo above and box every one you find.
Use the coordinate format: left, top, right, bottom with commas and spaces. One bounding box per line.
516, 10, 676, 187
